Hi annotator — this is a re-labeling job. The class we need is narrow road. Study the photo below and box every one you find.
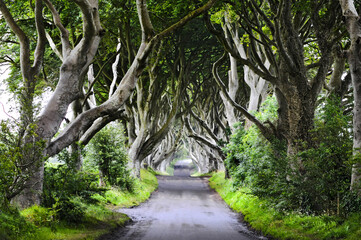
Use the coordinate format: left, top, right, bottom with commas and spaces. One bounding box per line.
100, 165, 266, 240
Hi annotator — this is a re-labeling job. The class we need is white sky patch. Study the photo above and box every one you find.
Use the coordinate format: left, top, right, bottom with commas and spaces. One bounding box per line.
0, 65, 16, 121
176, 159, 193, 166
0, 65, 58, 122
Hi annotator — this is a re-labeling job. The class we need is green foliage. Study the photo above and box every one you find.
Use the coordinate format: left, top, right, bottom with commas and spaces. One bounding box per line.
0, 121, 17, 208
284, 96, 353, 214
0, 208, 38, 240
42, 157, 104, 224
224, 96, 356, 215
90, 194, 107, 205
9, 200, 130, 240
224, 96, 284, 193
85, 123, 133, 190
148, 0, 204, 29
21, 205, 57, 228
104, 169, 158, 207
55, 198, 86, 224
210, 172, 361, 240
2, 169, 157, 240
1, 169, 158, 240
0, 120, 45, 209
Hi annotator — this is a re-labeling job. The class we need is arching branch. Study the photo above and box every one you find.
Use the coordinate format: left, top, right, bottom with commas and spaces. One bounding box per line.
46, 0, 218, 156
43, 0, 71, 56
212, 52, 274, 140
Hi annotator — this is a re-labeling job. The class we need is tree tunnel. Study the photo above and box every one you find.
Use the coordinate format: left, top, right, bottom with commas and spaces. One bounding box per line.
1, 0, 361, 210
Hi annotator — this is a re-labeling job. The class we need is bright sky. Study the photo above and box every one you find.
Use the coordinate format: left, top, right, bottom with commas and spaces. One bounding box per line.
0, 64, 61, 122
0, 65, 16, 121
0, 13, 14, 121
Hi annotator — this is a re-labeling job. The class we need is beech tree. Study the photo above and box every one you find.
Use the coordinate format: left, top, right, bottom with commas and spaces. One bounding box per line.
183, 79, 229, 173
214, 10, 270, 130
126, 42, 187, 176
0, 0, 218, 207
339, 0, 361, 192
208, 0, 343, 160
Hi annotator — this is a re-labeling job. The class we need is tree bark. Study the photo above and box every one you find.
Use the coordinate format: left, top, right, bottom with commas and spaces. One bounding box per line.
46, 0, 218, 157
340, 0, 361, 192
0, 0, 47, 208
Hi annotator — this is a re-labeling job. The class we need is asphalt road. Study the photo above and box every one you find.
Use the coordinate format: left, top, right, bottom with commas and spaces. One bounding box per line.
100, 166, 266, 240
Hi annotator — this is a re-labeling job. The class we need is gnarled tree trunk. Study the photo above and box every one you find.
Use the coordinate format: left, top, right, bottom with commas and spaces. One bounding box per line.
340, 0, 361, 192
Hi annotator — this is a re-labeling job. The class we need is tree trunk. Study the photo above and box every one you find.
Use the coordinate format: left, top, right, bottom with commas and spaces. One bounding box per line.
220, 54, 239, 131
12, 164, 44, 208
19, 0, 102, 207
3, 0, 219, 207
340, 0, 361, 192
128, 126, 147, 178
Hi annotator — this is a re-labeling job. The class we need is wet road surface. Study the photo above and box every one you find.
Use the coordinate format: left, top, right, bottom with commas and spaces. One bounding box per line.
100, 166, 266, 240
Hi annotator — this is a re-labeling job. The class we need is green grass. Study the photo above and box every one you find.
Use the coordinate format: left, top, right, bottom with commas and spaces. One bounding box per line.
147, 167, 170, 177
209, 171, 361, 240
104, 168, 158, 208
1, 204, 130, 240
2, 169, 158, 240
191, 171, 214, 177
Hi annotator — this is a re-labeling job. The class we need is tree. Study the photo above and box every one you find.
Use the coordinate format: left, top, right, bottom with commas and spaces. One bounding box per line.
126, 41, 187, 176
208, 0, 343, 161
339, 0, 361, 192
0, 0, 218, 207
87, 123, 131, 189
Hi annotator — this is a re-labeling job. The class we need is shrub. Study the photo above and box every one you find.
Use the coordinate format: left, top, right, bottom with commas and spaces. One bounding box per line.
42, 159, 105, 223
43, 162, 102, 204
21, 205, 56, 227
284, 96, 353, 214
0, 120, 45, 208
84, 122, 134, 191
53, 198, 86, 224
0, 208, 37, 240
224, 96, 356, 215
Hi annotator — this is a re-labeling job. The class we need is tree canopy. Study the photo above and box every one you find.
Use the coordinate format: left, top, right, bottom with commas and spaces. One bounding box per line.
0, 0, 361, 218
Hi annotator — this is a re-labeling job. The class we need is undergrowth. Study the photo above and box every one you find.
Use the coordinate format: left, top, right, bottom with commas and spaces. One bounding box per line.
103, 168, 158, 208
1, 169, 158, 240
209, 172, 361, 240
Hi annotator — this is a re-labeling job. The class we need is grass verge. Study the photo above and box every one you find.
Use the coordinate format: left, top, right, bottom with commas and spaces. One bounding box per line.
191, 171, 215, 177
1, 169, 158, 240
103, 168, 158, 208
209, 171, 361, 240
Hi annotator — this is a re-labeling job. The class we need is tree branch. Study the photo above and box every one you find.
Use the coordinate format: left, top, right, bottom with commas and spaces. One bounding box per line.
43, 0, 71, 56
157, 0, 218, 40
189, 109, 219, 144
31, 0, 46, 76
212, 52, 273, 140
0, 0, 31, 71
45, 0, 219, 156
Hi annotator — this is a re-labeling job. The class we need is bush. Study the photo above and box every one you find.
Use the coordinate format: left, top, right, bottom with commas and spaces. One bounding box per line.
21, 205, 56, 227
0, 208, 37, 240
0, 120, 45, 208
224, 97, 287, 198
84, 122, 134, 191
284, 96, 353, 214
42, 159, 105, 223
224, 96, 356, 215
43, 162, 102, 203
53, 198, 86, 224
